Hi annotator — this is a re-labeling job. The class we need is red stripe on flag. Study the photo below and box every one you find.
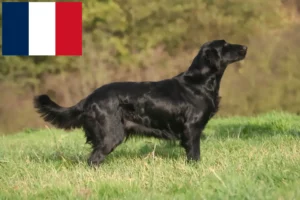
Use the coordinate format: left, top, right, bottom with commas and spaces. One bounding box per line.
55, 2, 82, 56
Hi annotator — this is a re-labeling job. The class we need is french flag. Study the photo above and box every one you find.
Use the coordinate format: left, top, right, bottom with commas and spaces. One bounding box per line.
2, 2, 82, 56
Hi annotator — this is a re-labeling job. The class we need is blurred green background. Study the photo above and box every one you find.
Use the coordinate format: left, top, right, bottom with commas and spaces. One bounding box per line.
0, 0, 300, 134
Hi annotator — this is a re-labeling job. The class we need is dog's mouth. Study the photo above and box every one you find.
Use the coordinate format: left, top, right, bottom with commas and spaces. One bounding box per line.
238, 46, 247, 57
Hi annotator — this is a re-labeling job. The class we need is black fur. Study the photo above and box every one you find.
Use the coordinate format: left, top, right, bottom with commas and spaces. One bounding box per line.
34, 40, 247, 166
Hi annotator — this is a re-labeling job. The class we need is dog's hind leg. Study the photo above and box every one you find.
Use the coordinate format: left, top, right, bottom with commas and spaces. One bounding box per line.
87, 131, 125, 167
84, 111, 125, 167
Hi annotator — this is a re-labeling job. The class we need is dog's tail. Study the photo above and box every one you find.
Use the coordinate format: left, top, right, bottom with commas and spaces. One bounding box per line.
34, 94, 84, 130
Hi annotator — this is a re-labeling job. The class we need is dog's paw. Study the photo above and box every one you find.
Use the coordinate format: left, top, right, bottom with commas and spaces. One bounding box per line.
87, 159, 101, 169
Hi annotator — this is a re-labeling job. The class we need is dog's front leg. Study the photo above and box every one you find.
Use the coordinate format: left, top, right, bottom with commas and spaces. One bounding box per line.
181, 123, 204, 162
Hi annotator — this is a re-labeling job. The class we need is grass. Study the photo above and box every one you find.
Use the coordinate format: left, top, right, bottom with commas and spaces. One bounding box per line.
0, 111, 300, 200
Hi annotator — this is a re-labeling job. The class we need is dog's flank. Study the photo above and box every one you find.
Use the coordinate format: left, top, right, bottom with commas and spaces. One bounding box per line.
34, 39, 247, 167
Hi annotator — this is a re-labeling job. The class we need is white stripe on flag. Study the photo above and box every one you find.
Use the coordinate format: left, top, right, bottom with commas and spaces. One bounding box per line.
29, 2, 56, 56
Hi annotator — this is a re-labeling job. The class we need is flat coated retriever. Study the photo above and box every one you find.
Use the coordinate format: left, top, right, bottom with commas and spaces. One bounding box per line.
34, 40, 247, 166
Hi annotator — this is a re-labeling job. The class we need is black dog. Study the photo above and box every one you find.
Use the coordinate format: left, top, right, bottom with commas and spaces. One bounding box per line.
34, 40, 247, 166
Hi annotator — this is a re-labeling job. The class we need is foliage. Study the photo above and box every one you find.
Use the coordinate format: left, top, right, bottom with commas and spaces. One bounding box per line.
0, 0, 287, 81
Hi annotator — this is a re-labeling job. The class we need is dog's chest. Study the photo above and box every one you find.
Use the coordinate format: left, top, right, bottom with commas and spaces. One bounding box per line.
208, 95, 221, 118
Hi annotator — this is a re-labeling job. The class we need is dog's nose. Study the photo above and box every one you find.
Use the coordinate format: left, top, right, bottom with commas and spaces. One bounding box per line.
242, 46, 247, 51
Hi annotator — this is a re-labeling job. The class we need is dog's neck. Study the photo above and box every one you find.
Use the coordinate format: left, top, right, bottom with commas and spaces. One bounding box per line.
178, 59, 227, 95
175, 61, 226, 113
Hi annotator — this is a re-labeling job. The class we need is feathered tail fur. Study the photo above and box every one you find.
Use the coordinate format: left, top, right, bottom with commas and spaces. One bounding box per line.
33, 95, 84, 130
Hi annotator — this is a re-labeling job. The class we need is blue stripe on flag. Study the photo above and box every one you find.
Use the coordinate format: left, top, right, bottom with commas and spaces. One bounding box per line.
2, 2, 29, 56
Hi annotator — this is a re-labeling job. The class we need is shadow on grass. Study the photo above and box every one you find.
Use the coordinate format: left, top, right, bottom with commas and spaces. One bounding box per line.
26, 141, 184, 167
208, 120, 300, 140
110, 141, 183, 160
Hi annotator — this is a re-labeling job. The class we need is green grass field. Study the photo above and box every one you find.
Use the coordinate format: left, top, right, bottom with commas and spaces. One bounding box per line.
1, 112, 300, 200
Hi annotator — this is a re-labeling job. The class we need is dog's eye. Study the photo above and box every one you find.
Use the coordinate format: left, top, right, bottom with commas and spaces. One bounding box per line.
224, 43, 229, 47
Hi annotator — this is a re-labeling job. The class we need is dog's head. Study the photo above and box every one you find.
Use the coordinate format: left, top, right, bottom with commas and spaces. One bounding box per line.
186, 40, 247, 78
201, 39, 247, 67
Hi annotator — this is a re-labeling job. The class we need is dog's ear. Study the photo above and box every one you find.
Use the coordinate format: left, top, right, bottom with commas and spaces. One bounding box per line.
204, 48, 220, 67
